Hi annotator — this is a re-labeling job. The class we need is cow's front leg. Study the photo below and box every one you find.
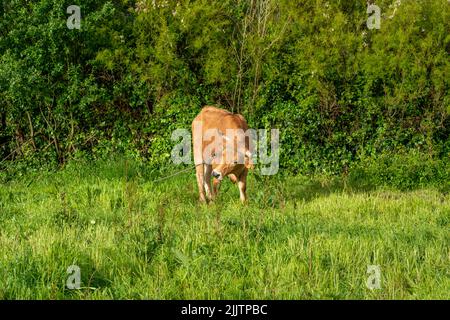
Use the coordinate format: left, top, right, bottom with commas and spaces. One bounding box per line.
238, 170, 248, 203
204, 164, 213, 201
213, 178, 221, 199
195, 164, 207, 203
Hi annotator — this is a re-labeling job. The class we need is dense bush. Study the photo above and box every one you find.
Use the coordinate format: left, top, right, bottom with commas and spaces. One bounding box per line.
0, 0, 449, 176
348, 150, 450, 191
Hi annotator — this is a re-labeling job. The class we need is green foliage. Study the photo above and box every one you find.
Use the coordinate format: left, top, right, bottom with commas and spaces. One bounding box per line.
348, 150, 450, 192
0, 0, 449, 175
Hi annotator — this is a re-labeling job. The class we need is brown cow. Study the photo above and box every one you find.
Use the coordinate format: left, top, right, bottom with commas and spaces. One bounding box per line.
192, 106, 253, 203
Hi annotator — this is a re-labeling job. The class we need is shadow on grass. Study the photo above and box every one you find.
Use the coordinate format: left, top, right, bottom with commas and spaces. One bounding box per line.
248, 170, 448, 209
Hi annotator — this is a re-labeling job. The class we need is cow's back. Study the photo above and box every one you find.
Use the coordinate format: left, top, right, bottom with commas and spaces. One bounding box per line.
193, 106, 248, 132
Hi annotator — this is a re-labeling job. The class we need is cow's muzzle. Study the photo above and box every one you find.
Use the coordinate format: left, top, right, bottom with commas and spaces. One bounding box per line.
212, 171, 221, 179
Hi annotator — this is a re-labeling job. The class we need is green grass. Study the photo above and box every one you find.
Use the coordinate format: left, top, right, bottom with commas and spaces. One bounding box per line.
0, 159, 449, 299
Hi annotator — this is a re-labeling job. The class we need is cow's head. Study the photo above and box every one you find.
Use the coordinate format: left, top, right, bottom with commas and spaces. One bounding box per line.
210, 133, 254, 181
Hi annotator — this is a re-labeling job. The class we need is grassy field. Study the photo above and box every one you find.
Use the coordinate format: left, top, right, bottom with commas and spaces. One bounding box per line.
0, 159, 448, 299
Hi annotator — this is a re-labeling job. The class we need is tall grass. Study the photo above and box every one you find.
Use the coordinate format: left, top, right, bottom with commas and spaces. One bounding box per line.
0, 158, 448, 299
